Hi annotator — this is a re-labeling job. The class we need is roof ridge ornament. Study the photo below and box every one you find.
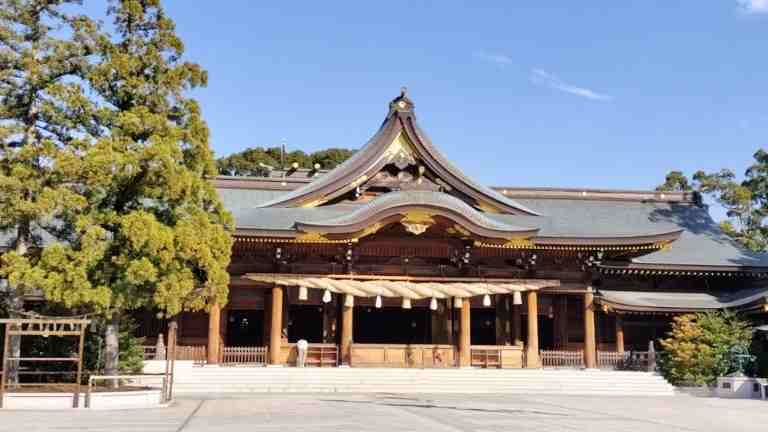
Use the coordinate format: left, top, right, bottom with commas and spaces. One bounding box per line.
389, 86, 414, 113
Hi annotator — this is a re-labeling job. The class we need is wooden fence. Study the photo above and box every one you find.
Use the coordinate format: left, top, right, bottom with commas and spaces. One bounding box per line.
305, 345, 339, 367
471, 346, 502, 368
175, 345, 207, 362
597, 351, 630, 369
221, 346, 267, 366
351, 344, 457, 368
144, 345, 207, 362
540, 350, 584, 368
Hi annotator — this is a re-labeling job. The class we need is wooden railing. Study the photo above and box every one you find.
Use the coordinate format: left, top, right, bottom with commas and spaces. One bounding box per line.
351, 344, 457, 368
597, 351, 630, 369
540, 350, 584, 368
221, 346, 267, 366
175, 345, 207, 362
471, 346, 502, 368
305, 345, 339, 367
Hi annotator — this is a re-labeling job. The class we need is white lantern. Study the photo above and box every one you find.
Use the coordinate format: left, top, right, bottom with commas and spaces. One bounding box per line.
322, 289, 332, 304
402, 298, 412, 309
345, 294, 354, 307
513, 291, 522, 305
298, 286, 308, 301
483, 294, 492, 307
375, 295, 382, 308
453, 297, 463, 308
429, 297, 438, 311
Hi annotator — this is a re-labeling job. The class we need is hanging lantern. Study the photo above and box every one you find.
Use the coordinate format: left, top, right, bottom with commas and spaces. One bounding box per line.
375, 295, 382, 308
548, 305, 554, 319
429, 297, 438, 311
322, 289, 332, 304
483, 294, 492, 307
513, 291, 522, 305
453, 297, 463, 308
345, 294, 354, 307
298, 286, 308, 301
402, 298, 412, 309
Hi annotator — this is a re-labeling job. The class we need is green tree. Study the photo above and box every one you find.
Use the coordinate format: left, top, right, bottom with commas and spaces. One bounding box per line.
656, 170, 693, 192
0, 0, 97, 384
217, 146, 354, 176
217, 147, 279, 176
311, 148, 355, 170
657, 164, 767, 251
659, 312, 753, 385
4, 0, 233, 384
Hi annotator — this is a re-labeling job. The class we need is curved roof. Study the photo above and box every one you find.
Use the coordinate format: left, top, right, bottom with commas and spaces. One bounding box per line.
258, 91, 540, 216
596, 286, 768, 313
295, 190, 539, 240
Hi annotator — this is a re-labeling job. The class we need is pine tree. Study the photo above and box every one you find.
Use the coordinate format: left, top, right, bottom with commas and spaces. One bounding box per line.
0, 0, 97, 385
6, 0, 233, 383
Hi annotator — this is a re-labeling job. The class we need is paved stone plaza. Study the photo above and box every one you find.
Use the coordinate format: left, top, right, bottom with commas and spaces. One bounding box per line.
1, 393, 765, 431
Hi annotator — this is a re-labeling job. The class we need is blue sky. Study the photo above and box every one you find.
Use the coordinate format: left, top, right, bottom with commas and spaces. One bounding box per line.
83, 1, 767, 194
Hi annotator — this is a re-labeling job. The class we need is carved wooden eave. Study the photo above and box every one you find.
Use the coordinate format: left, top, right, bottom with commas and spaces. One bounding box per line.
599, 261, 768, 278
293, 191, 539, 243
257, 90, 541, 216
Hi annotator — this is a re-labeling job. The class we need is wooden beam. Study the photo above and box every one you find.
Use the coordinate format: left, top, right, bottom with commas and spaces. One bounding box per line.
459, 298, 471, 367
584, 291, 597, 368
269, 286, 283, 365
615, 315, 625, 353
526, 291, 541, 367
340, 302, 353, 366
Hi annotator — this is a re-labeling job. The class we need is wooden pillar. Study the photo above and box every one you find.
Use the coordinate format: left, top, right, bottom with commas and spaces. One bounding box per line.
526, 291, 541, 368
584, 290, 597, 368
269, 285, 283, 365
512, 301, 522, 346
459, 298, 471, 367
496, 295, 511, 345
340, 302, 353, 366
207, 303, 221, 364
615, 315, 625, 353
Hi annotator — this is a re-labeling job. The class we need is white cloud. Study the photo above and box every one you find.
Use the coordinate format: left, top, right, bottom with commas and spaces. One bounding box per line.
474, 51, 514, 66
530, 69, 612, 102
737, 0, 768, 13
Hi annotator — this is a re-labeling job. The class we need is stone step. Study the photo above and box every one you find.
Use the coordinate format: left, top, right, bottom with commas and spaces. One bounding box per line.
150, 362, 674, 396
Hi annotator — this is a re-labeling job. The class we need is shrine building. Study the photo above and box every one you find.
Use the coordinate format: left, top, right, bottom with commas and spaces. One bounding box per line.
138, 91, 768, 369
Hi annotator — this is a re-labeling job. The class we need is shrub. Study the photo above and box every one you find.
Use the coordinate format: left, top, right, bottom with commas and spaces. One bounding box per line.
659, 312, 752, 386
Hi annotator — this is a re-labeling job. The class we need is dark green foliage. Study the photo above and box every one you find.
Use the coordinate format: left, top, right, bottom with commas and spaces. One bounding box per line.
659, 312, 753, 386
657, 151, 768, 251
656, 170, 693, 192
217, 146, 355, 176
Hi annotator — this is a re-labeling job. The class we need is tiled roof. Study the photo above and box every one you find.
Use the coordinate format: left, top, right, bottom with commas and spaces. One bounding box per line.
217, 185, 768, 269
597, 286, 768, 312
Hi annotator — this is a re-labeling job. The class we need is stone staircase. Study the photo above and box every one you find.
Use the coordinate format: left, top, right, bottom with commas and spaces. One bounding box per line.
146, 361, 675, 396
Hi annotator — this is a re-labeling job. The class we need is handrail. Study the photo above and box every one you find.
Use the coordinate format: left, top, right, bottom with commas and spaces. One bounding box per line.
86, 374, 169, 408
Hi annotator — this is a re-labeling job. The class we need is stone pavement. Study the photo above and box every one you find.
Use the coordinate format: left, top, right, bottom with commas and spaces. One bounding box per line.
1, 393, 765, 431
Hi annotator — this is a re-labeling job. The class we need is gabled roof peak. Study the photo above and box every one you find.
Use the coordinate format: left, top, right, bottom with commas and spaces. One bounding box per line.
259, 92, 541, 216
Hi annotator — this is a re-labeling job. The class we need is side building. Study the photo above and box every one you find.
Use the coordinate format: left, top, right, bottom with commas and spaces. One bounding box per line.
137, 91, 768, 368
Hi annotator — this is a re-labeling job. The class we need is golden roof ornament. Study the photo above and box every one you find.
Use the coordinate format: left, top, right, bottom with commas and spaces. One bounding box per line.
389, 86, 414, 113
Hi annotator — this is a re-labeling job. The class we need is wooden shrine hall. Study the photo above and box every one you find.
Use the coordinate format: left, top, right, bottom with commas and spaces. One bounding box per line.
138, 90, 768, 369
